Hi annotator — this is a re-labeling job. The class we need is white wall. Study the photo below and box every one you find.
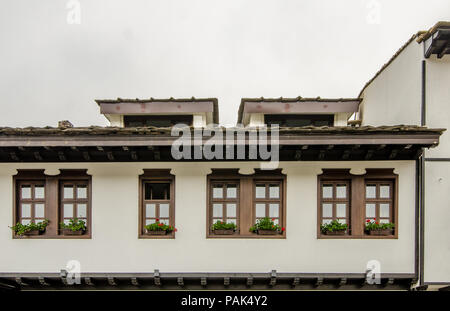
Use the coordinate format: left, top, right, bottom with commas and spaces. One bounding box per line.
0, 161, 416, 274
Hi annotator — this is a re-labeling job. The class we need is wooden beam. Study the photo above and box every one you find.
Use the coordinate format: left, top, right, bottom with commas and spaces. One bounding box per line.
154, 151, 161, 161
85, 277, 94, 286
342, 150, 351, 160
58, 151, 66, 161
201, 277, 207, 286
18, 146, 26, 151
34, 151, 43, 161
318, 150, 325, 160
224, 277, 230, 286
97, 146, 104, 152
38, 276, 50, 286
177, 277, 184, 287
106, 151, 114, 161
131, 277, 139, 286
315, 277, 323, 287
107, 277, 117, 286
377, 144, 386, 150
301, 145, 309, 150
154, 269, 161, 286
292, 277, 300, 287
15, 277, 26, 286
270, 270, 277, 286
131, 151, 138, 160
389, 149, 399, 159
122, 146, 129, 151
70, 146, 78, 151
339, 278, 347, 286
246, 277, 253, 287
294, 150, 302, 160
10, 152, 19, 161
82, 151, 90, 161
365, 149, 374, 160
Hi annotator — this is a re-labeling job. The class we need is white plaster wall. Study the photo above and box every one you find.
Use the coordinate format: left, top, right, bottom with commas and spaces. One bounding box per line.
0, 161, 415, 274
359, 40, 422, 126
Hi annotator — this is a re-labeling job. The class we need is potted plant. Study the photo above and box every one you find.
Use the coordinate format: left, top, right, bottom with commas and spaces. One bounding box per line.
211, 220, 237, 235
249, 217, 285, 235
320, 220, 348, 235
145, 219, 176, 235
365, 219, 395, 236
60, 218, 86, 235
10, 219, 49, 236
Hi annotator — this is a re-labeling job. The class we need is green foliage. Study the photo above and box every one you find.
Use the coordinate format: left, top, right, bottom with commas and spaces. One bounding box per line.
249, 217, 284, 232
320, 220, 348, 233
365, 219, 395, 231
211, 220, 237, 231
145, 219, 176, 232
10, 219, 49, 236
60, 218, 86, 232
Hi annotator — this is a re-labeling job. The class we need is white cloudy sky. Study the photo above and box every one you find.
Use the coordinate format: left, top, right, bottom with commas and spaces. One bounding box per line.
0, 0, 449, 127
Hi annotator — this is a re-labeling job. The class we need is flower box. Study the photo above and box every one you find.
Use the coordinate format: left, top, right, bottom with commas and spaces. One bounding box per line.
257, 229, 278, 235
23, 229, 42, 236
323, 230, 347, 236
62, 228, 85, 236
145, 230, 168, 236
212, 229, 235, 235
367, 229, 393, 236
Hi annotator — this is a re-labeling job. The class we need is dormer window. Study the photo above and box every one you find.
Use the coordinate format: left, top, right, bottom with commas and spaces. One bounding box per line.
124, 115, 193, 127
265, 114, 334, 127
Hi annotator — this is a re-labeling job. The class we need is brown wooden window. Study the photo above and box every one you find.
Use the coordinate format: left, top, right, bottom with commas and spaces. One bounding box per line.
17, 181, 46, 225
254, 181, 283, 225
364, 181, 394, 224
317, 169, 398, 239
60, 181, 90, 227
210, 182, 239, 227
319, 181, 350, 227
139, 169, 175, 238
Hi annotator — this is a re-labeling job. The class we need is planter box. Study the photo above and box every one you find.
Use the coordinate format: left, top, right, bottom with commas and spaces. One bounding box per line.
145, 230, 168, 236
23, 229, 42, 236
367, 229, 393, 236
323, 230, 347, 236
62, 228, 85, 236
257, 229, 278, 235
212, 229, 235, 235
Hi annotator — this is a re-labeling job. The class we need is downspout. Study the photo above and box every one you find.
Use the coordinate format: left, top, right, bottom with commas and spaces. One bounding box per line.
419, 60, 426, 287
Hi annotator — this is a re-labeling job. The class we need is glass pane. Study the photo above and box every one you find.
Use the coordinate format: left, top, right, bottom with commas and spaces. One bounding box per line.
322, 185, 333, 198
269, 203, 279, 217
21, 185, 31, 199
322, 203, 332, 218
213, 185, 223, 199
34, 219, 44, 224
255, 203, 266, 217
64, 204, 73, 218
273, 219, 279, 225
145, 183, 170, 200
269, 185, 279, 198
21, 204, 31, 217
79, 218, 87, 226
35, 186, 45, 199
146, 204, 156, 218
380, 203, 390, 218
22, 219, 31, 225
226, 185, 237, 198
213, 204, 222, 217
366, 203, 376, 218
63, 219, 71, 225
336, 185, 347, 198
336, 204, 346, 217
227, 219, 236, 225
379, 219, 390, 224
77, 204, 87, 218
337, 218, 347, 224
380, 185, 390, 198
255, 185, 266, 198
146, 219, 155, 225
366, 185, 376, 199
35, 203, 45, 218
322, 219, 332, 225
160, 204, 170, 218
77, 185, 87, 199
160, 218, 169, 225
64, 185, 74, 199
226, 204, 236, 217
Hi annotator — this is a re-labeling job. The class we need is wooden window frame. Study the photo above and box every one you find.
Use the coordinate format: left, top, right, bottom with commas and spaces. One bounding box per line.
209, 181, 240, 231
13, 169, 92, 239
139, 169, 175, 239
206, 169, 286, 239
317, 168, 398, 239
253, 180, 283, 225
17, 181, 46, 226
319, 180, 351, 234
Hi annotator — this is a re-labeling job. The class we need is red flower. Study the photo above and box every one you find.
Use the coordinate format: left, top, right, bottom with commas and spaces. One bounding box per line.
156, 218, 159, 222
174, 228, 178, 232
281, 227, 285, 231
272, 218, 275, 221
373, 218, 376, 220
158, 223, 163, 226
366, 219, 370, 223
375, 222, 379, 225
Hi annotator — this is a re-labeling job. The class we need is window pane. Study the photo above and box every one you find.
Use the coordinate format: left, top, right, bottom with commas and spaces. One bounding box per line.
146, 204, 156, 218
322, 219, 332, 225
213, 204, 223, 217
160, 204, 170, 218
63, 219, 71, 225
160, 218, 169, 225
366, 185, 376, 199
145, 183, 170, 200
35, 203, 45, 218
21, 204, 31, 218
21, 185, 31, 199
337, 218, 346, 224
64, 204, 73, 218
77, 204, 87, 218
146, 219, 155, 225
256, 203, 266, 217
380, 185, 390, 198
269, 185, 279, 198
366, 203, 376, 218
322, 185, 333, 198
34, 219, 44, 224
226, 185, 237, 198
226, 204, 236, 218
227, 219, 236, 225
336, 204, 346, 217
213, 185, 223, 199
77, 185, 87, 199
255, 185, 266, 198
22, 219, 31, 225
273, 219, 279, 225
322, 203, 332, 218
269, 203, 279, 218
379, 219, 390, 224
64, 185, 74, 199
336, 185, 347, 198
35, 186, 45, 199
380, 203, 390, 218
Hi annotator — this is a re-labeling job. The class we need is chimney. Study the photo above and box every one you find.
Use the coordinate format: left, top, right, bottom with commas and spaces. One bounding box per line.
58, 120, 74, 128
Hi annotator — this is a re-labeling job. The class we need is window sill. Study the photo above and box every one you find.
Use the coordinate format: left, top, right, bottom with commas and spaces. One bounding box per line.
317, 234, 398, 239
139, 233, 175, 239
13, 234, 92, 239
207, 233, 286, 239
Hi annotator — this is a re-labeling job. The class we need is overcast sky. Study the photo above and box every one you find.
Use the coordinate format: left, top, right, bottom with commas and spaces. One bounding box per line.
0, 0, 449, 127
